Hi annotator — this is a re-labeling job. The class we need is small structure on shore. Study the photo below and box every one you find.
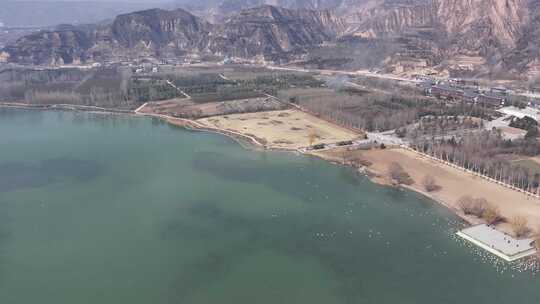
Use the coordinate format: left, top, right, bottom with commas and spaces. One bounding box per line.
457, 224, 536, 261
497, 106, 540, 122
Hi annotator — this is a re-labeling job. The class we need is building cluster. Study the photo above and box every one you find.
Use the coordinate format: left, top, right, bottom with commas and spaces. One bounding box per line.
420, 80, 508, 107
81, 54, 261, 75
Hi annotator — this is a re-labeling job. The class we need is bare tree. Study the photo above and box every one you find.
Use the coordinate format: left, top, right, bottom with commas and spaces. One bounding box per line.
534, 226, 540, 252
411, 129, 540, 194
458, 195, 475, 215
458, 195, 488, 218
422, 175, 440, 192
482, 204, 503, 225
388, 162, 414, 185
510, 215, 530, 238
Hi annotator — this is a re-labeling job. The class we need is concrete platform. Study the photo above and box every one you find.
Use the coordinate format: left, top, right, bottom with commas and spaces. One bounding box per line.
457, 224, 537, 262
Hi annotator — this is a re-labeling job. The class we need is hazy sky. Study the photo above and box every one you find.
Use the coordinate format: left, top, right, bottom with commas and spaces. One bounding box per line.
2, 0, 174, 27
7, 0, 170, 2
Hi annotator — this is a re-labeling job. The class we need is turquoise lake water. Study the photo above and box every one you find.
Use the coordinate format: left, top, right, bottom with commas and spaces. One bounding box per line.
0, 108, 539, 303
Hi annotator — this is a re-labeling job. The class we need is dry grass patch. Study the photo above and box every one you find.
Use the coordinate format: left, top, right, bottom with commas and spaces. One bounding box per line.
482, 204, 503, 225
358, 148, 540, 235
197, 109, 359, 149
458, 196, 487, 217
458, 196, 503, 225
511, 216, 531, 238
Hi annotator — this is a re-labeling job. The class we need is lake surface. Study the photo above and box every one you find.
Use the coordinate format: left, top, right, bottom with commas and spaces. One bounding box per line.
0, 108, 539, 303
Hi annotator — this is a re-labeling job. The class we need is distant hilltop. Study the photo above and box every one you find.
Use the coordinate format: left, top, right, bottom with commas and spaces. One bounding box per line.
1, 6, 345, 66
2, 0, 540, 78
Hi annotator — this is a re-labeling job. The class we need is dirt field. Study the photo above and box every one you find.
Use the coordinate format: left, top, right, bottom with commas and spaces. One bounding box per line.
138, 99, 193, 114
316, 147, 540, 236
197, 109, 360, 149
138, 97, 286, 119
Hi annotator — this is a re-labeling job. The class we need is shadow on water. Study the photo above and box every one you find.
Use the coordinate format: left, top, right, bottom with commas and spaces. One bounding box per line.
336, 166, 364, 187
160, 200, 262, 301
0, 202, 13, 288
0, 158, 103, 193
159, 193, 382, 303
192, 152, 262, 183
70, 112, 143, 128
0, 108, 45, 126
192, 151, 353, 204
181, 151, 491, 303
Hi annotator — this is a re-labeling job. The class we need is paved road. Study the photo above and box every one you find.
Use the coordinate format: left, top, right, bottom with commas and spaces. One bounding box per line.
265, 65, 420, 85
366, 132, 406, 146
134, 102, 148, 113
218, 74, 229, 81
166, 80, 191, 98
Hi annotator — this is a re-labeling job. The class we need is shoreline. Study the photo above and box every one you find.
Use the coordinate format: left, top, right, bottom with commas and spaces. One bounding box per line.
0, 102, 133, 114
305, 149, 480, 227
136, 112, 298, 153
0, 102, 272, 149
356, 148, 540, 236
0, 102, 478, 224
2, 102, 527, 236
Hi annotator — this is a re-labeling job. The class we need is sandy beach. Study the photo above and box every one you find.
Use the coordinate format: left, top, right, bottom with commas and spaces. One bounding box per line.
314, 147, 540, 236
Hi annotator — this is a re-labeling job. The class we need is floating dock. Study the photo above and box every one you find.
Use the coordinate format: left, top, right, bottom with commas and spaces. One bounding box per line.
457, 224, 537, 261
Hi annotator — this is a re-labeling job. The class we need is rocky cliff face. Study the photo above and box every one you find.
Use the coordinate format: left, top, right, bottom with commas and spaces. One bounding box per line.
435, 0, 527, 54
199, 0, 345, 22
2, 27, 93, 65
4, 1, 540, 76
2, 6, 343, 65
209, 5, 345, 58
111, 8, 212, 52
2, 8, 213, 65
346, 0, 527, 46
346, 2, 434, 37
339, 0, 537, 74
503, 0, 540, 75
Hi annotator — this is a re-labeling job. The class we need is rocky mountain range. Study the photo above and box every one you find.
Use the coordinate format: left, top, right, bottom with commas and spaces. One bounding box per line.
2, 0, 540, 78
208, 5, 346, 58
0, 5, 345, 65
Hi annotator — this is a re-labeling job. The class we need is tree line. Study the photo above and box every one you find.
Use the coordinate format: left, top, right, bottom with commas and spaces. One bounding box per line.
410, 130, 540, 193
282, 86, 495, 132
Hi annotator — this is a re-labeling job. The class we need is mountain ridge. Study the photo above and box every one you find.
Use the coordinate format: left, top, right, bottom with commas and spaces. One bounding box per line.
3, 1, 540, 77
1, 6, 345, 65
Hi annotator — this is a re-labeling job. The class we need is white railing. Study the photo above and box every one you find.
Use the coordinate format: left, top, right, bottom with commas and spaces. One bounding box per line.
402, 145, 540, 200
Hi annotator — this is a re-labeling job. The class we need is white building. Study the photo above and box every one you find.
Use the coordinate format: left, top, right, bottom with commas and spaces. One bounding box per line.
457, 224, 536, 261
497, 106, 540, 122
